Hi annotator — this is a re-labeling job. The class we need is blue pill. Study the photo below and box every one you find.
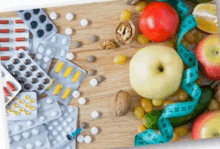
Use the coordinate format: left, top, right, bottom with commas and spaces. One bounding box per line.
33, 9, 40, 15
39, 15, 46, 23
46, 24, 53, 32
24, 12, 32, 21
37, 29, 45, 38
31, 21, 38, 29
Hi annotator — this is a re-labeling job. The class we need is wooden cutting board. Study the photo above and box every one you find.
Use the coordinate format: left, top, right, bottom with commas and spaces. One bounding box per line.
0, 0, 216, 149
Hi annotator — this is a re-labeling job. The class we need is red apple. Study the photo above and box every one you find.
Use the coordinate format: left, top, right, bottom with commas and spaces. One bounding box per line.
195, 35, 220, 80
192, 111, 220, 140
139, 1, 179, 42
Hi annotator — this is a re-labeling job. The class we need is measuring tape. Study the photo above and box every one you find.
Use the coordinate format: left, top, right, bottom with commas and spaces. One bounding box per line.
134, 0, 202, 146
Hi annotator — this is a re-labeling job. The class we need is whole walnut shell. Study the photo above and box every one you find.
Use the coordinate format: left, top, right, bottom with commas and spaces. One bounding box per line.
215, 84, 220, 102
111, 90, 131, 116
122, 0, 140, 5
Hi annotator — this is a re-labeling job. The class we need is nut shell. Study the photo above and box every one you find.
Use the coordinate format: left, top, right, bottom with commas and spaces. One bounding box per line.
122, 0, 140, 5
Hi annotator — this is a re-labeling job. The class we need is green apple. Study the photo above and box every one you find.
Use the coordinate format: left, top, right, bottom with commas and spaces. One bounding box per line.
129, 44, 184, 100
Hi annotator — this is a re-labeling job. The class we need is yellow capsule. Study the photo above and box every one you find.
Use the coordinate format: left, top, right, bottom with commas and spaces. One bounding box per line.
24, 103, 30, 108
120, 9, 131, 21
8, 108, 13, 113
29, 99, 35, 103
19, 108, 24, 112
138, 124, 146, 133
13, 104, 18, 108
53, 83, 62, 95
24, 95, 29, 99
14, 111, 20, 116
63, 66, 73, 78
29, 106, 35, 111
62, 88, 71, 100
113, 55, 127, 64
55, 62, 64, 73
72, 71, 81, 83
46, 79, 54, 90
24, 111, 30, 115
136, 34, 149, 45
18, 100, 23, 104
135, 2, 147, 12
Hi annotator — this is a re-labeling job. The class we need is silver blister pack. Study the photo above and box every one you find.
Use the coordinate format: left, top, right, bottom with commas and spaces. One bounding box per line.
0, 18, 30, 63
16, 9, 57, 40
9, 125, 51, 149
45, 60, 86, 105
6, 92, 37, 121
2, 51, 51, 95
45, 105, 78, 149
7, 96, 61, 136
1, 65, 21, 106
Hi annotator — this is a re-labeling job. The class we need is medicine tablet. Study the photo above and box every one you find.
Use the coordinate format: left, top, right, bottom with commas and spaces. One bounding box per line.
91, 111, 99, 119
66, 13, 74, 21
96, 76, 103, 83
36, 54, 43, 60
88, 70, 95, 76
77, 135, 84, 143
72, 91, 80, 98
42, 64, 48, 70
78, 97, 86, 105
51, 36, 57, 42
13, 135, 21, 141
90, 35, 99, 42
22, 132, 30, 138
84, 135, 92, 143
62, 38, 68, 45
66, 53, 74, 60
91, 127, 99, 135
43, 56, 50, 62
38, 46, 45, 53
32, 129, 39, 135
80, 19, 89, 27
65, 28, 72, 35
46, 49, 52, 55
80, 122, 88, 129
90, 79, 98, 86
73, 41, 81, 48
35, 140, 42, 147
51, 111, 58, 117
47, 98, 53, 104
50, 12, 57, 20
26, 144, 33, 149
87, 56, 96, 63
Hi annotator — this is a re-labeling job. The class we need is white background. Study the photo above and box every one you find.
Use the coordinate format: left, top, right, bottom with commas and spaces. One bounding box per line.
0, 0, 220, 149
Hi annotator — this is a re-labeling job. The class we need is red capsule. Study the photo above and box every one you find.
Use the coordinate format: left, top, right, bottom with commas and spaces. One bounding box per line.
0, 38, 10, 42
3, 87, 10, 97
0, 56, 9, 60
6, 81, 16, 91
0, 20, 9, 24
15, 46, 25, 51
14, 29, 25, 33
0, 47, 9, 51
15, 38, 25, 42
0, 29, 9, 33
14, 20, 23, 24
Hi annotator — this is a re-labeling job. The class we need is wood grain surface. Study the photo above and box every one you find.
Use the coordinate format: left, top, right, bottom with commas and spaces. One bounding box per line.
0, 0, 216, 149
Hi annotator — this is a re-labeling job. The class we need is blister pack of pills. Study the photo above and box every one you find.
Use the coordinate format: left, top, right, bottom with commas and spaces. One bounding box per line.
2, 51, 51, 95
7, 96, 61, 136
9, 125, 51, 149
16, 9, 57, 40
0, 18, 30, 62
6, 92, 37, 121
1, 65, 21, 106
45, 105, 78, 149
45, 60, 86, 105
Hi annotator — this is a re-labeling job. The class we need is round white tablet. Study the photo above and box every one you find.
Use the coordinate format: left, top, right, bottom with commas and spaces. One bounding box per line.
35, 140, 42, 147
91, 111, 99, 119
26, 144, 33, 149
84, 135, 92, 143
46, 49, 52, 55
80, 19, 89, 27
77, 135, 84, 143
42, 64, 48, 70
32, 129, 39, 135
13, 135, 21, 141
66, 53, 74, 60
50, 12, 57, 20
91, 127, 99, 135
72, 90, 80, 98
78, 97, 86, 105
27, 121, 34, 126
66, 13, 74, 21
38, 46, 45, 53
47, 98, 53, 104
51, 111, 58, 117
90, 79, 98, 86
43, 56, 50, 62
36, 54, 43, 60
65, 28, 72, 35
22, 132, 30, 138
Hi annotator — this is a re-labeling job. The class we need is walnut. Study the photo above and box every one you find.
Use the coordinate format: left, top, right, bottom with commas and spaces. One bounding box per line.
215, 84, 220, 102
98, 40, 117, 50
122, 0, 141, 5
115, 20, 136, 45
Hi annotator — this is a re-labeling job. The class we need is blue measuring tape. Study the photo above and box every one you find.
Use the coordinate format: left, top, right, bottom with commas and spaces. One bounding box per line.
134, 0, 202, 146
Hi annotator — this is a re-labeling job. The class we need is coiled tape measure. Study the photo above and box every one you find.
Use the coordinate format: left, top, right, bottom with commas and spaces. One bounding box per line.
134, 0, 202, 146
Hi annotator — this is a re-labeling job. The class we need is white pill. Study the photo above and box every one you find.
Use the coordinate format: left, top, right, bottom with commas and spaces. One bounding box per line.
61, 49, 65, 57
51, 111, 58, 117
43, 56, 50, 62
39, 116, 45, 121
57, 136, 62, 141
53, 131, 58, 135
91, 127, 99, 135
78, 97, 86, 105
51, 36, 57, 42
36, 54, 43, 60
62, 38, 68, 45
35, 140, 42, 147
66, 127, 72, 132
27, 121, 34, 126
58, 127, 63, 131
65, 28, 72, 35
46, 49, 52, 55
48, 126, 53, 130
66, 13, 74, 21
15, 125, 21, 131
80, 19, 89, 27
50, 12, 57, 20
13, 135, 21, 141
32, 129, 39, 135
17, 147, 24, 149
63, 122, 68, 127
90, 79, 98, 86
53, 121, 58, 126
91, 111, 99, 119
77, 135, 84, 143
67, 118, 73, 122
68, 107, 74, 112
59, 117, 64, 121
62, 131, 67, 137
72, 90, 80, 98
47, 98, 53, 104
38, 46, 45, 53
42, 64, 48, 70
64, 112, 69, 117
26, 144, 33, 149
84, 135, 92, 143
22, 132, 30, 138
66, 53, 74, 60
